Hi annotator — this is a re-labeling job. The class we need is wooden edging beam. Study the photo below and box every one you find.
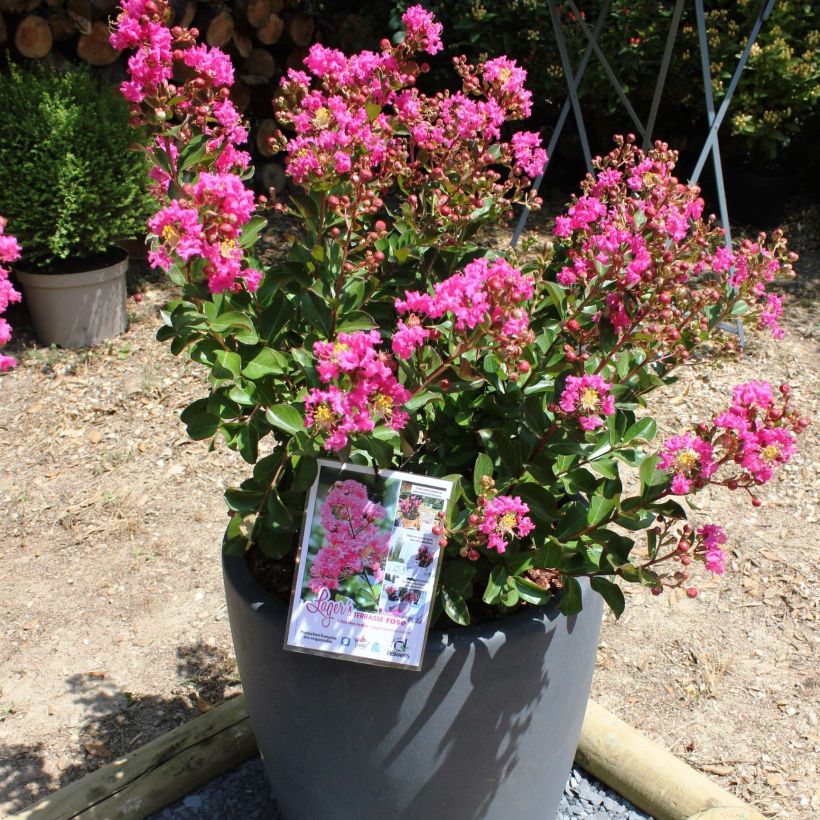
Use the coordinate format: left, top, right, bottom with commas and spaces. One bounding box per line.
576, 700, 765, 820
18, 696, 764, 819
16, 696, 256, 819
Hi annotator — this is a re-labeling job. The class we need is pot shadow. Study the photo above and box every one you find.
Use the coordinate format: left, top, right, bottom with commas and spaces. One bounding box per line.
388, 615, 559, 820
0, 641, 239, 814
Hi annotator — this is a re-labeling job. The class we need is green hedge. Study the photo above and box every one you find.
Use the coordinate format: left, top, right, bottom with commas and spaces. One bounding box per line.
0, 63, 153, 269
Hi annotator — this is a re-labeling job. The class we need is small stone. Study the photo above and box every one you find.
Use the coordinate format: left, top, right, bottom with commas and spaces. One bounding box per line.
182, 795, 202, 810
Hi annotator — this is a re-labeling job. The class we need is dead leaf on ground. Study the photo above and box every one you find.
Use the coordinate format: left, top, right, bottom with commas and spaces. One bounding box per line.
82, 741, 111, 757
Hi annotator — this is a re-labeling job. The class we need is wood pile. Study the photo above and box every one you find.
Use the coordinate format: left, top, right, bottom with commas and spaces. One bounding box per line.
0, 0, 324, 194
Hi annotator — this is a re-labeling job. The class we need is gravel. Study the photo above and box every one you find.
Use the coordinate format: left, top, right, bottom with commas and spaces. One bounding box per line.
149, 759, 652, 819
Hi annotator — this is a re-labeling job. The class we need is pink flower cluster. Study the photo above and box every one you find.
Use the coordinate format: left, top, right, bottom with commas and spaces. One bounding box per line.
551, 137, 795, 355
659, 381, 808, 502
476, 495, 534, 554
559, 375, 616, 431
401, 4, 444, 55
112, 0, 259, 294
274, 7, 545, 203
696, 524, 727, 576
307, 479, 390, 594
659, 433, 716, 495
393, 257, 535, 360
304, 331, 410, 452
0, 217, 21, 372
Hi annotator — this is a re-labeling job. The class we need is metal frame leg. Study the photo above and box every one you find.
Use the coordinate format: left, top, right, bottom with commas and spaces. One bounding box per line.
547, 0, 594, 176
644, 0, 685, 148
695, 0, 745, 346
512, 0, 612, 247
690, 0, 777, 183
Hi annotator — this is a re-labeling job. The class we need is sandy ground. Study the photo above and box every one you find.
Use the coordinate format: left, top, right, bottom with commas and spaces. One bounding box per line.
0, 211, 817, 818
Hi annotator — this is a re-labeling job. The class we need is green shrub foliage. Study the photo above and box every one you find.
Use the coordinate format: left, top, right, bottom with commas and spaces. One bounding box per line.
0, 63, 153, 268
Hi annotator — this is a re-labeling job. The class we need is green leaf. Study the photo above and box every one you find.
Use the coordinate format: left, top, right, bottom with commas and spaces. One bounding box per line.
513, 483, 560, 523
624, 417, 657, 443
180, 399, 219, 440
589, 458, 619, 480
473, 452, 494, 496
242, 348, 288, 379
553, 502, 588, 540
440, 560, 476, 598
590, 577, 625, 617
513, 576, 553, 605
291, 456, 318, 493
544, 281, 567, 317
558, 576, 583, 616
440, 588, 470, 625
238, 215, 268, 249
639, 453, 664, 493
265, 404, 304, 436
213, 350, 242, 380
587, 492, 617, 526
483, 565, 509, 604
224, 488, 265, 513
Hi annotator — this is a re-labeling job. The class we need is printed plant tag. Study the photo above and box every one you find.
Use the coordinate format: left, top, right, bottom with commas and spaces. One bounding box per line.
284, 459, 454, 671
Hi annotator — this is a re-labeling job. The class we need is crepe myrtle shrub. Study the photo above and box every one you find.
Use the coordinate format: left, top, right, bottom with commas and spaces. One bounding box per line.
113, 2, 809, 624
0, 63, 152, 270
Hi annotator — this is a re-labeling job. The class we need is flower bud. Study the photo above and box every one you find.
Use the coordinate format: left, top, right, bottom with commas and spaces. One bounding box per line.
686, 587, 698, 598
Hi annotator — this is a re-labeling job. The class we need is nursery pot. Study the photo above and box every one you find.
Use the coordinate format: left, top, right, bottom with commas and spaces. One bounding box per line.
223, 552, 603, 820
16, 250, 128, 348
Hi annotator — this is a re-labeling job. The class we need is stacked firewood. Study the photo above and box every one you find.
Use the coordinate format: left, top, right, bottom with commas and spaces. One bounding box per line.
1, 0, 323, 193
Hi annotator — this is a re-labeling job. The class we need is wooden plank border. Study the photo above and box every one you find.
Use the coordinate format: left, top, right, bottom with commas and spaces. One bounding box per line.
16, 696, 256, 819
18, 697, 764, 819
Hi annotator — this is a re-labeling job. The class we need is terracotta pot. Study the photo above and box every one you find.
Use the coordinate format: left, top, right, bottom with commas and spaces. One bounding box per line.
16, 250, 128, 348
223, 551, 603, 820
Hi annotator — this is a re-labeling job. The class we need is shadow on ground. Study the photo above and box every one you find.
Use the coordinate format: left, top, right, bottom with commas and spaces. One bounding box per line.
0, 641, 240, 813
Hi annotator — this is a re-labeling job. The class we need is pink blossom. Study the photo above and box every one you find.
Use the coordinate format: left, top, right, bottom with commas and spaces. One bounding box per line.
0, 217, 21, 370
401, 5, 443, 55
559, 375, 615, 431
697, 524, 727, 575
147, 201, 204, 270
478, 495, 534, 554
739, 427, 796, 484
511, 131, 547, 178
659, 433, 716, 494
395, 257, 535, 358
306, 332, 410, 451
392, 316, 431, 359
759, 293, 784, 339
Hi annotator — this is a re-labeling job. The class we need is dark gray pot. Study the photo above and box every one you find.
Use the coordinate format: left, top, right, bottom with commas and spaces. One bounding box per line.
223, 553, 602, 820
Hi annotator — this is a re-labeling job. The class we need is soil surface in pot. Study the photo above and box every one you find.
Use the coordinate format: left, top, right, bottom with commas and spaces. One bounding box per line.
20, 246, 127, 276
0, 198, 816, 819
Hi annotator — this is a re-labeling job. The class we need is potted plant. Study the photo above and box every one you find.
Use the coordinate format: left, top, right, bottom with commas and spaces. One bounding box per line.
112, 3, 809, 818
0, 63, 153, 348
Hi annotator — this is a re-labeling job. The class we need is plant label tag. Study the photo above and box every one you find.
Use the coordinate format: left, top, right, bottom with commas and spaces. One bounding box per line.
284, 459, 454, 671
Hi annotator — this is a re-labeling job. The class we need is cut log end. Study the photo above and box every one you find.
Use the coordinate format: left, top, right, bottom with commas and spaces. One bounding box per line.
77, 20, 120, 65
255, 11, 282, 45
258, 161, 286, 195
15, 14, 52, 58
255, 118, 278, 157
287, 11, 313, 47
205, 8, 233, 48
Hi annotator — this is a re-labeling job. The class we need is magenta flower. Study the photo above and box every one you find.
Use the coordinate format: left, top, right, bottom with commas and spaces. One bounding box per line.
402, 5, 444, 55
659, 433, 716, 495
478, 495, 534, 554
306, 332, 411, 452
559, 375, 616, 431
0, 217, 21, 372
697, 524, 728, 575
739, 427, 796, 484
394, 257, 535, 359
511, 131, 547, 178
